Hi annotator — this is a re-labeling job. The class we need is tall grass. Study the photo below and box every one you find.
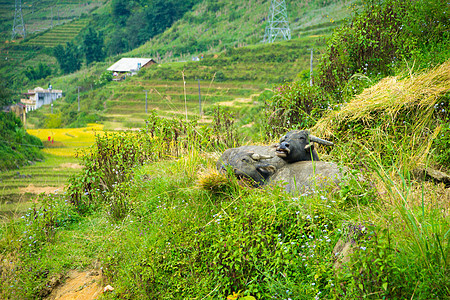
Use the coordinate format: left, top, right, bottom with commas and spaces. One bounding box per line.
314, 58, 450, 170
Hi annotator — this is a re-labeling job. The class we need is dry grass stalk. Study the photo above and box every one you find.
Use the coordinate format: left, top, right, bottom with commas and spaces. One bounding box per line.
314, 59, 450, 136
313, 59, 450, 168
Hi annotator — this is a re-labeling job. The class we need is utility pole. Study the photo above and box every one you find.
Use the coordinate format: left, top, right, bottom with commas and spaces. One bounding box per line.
11, 0, 26, 40
143, 90, 149, 114
309, 49, 313, 86
197, 79, 202, 116
264, 0, 291, 43
49, 84, 53, 113
77, 86, 80, 112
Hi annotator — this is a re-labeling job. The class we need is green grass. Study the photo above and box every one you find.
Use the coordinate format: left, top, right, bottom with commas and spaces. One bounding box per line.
25, 18, 90, 48
0, 154, 80, 198
0, 153, 80, 224
0, 132, 447, 298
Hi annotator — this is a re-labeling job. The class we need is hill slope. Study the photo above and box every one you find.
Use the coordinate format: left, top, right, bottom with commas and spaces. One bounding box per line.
130, 0, 359, 58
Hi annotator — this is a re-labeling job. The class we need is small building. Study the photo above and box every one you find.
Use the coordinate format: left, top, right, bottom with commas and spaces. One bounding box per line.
107, 58, 157, 80
21, 86, 63, 112
3, 103, 26, 125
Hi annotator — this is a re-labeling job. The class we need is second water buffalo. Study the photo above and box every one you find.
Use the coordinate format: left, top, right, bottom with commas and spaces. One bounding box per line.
268, 161, 344, 193
216, 145, 285, 186
275, 130, 334, 163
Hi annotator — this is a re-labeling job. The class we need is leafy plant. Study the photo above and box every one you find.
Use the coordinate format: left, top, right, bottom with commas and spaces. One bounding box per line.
53, 42, 82, 74
24, 62, 52, 81
264, 81, 332, 140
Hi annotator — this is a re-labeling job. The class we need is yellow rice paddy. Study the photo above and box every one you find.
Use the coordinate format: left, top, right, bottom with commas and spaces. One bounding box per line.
27, 123, 104, 157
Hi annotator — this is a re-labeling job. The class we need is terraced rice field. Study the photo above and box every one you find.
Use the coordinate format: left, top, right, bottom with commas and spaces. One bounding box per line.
25, 18, 89, 47
0, 124, 103, 220
0, 0, 102, 40
100, 79, 265, 121
27, 123, 104, 157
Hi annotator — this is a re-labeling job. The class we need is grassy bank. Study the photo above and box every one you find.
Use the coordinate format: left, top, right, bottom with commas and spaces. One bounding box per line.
0, 124, 103, 221
1, 70, 448, 297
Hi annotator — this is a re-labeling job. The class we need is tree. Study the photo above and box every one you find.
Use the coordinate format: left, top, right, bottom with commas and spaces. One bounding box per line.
53, 43, 81, 74
107, 30, 129, 55
24, 62, 51, 81
83, 27, 105, 66
125, 0, 201, 49
112, 0, 131, 25
0, 81, 12, 108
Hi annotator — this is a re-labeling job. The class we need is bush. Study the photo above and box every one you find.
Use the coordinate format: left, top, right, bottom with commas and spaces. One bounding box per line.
263, 81, 333, 140
432, 123, 450, 170
317, 0, 410, 98
0, 112, 43, 170
67, 110, 240, 216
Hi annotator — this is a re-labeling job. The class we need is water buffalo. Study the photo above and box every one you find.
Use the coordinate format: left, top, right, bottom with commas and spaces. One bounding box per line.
268, 161, 344, 193
276, 130, 334, 163
216, 145, 286, 186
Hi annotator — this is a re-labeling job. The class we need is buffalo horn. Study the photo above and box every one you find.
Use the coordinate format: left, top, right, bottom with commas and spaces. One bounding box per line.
309, 135, 334, 146
304, 142, 314, 150
251, 153, 272, 160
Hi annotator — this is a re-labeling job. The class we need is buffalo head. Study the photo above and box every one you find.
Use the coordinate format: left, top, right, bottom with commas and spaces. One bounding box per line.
275, 130, 333, 163
217, 148, 277, 186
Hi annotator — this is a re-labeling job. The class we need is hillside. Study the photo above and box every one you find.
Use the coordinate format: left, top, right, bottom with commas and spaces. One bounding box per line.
130, 0, 358, 57
1, 0, 359, 103
0, 0, 449, 298
0, 0, 104, 42
24, 36, 329, 131
12, 0, 360, 130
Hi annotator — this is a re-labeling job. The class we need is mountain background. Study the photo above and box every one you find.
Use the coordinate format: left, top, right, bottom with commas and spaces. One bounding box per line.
0, 0, 361, 100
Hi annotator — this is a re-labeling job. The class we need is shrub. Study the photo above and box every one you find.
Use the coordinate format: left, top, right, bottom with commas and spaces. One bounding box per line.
0, 112, 43, 170
317, 0, 410, 98
263, 81, 332, 140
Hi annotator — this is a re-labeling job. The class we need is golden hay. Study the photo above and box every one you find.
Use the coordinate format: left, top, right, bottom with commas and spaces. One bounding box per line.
313, 59, 450, 167
314, 59, 450, 137
197, 169, 231, 193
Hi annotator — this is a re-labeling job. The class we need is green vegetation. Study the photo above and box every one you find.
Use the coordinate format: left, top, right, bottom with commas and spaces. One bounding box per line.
1, 0, 354, 102
0, 154, 80, 217
1, 94, 448, 297
24, 62, 52, 81
26, 36, 327, 129
24, 19, 90, 48
0, 0, 449, 299
265, 0, 450, 149
0, 112, 43, 171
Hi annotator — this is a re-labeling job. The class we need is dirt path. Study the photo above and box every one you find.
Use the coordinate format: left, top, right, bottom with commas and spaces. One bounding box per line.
218, 93, 261, 107
19, 184, 66, 195
45, 270, 106, 300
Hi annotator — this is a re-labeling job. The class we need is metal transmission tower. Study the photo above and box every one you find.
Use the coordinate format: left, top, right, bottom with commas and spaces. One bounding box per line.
12, 0, 26, 40
264, 0, 291, 43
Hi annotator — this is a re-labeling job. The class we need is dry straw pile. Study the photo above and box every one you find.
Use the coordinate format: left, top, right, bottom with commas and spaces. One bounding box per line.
313, 59, 450, 167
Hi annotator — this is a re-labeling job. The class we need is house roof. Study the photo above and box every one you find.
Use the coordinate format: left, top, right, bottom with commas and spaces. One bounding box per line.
107, 58, 156, 72
25, 87, 62, 94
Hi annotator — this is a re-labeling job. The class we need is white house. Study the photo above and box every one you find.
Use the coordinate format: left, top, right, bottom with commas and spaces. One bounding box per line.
107, 58, 156, 79
21, 87, 63, 112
